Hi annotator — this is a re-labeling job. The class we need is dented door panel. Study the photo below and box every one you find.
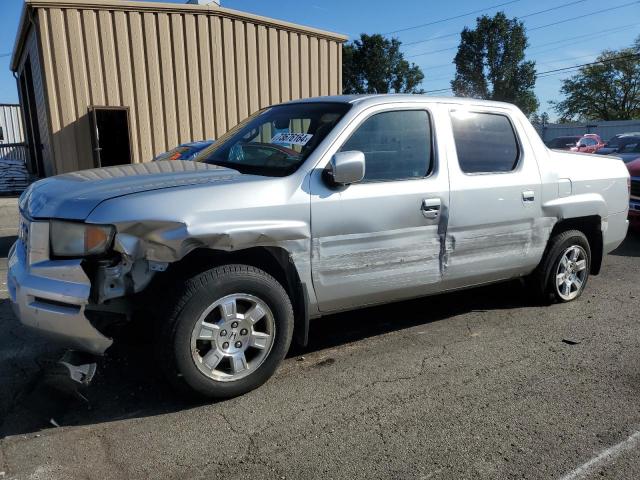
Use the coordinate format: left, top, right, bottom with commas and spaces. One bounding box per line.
309, 103, 450, 312
443, 107, 547, 287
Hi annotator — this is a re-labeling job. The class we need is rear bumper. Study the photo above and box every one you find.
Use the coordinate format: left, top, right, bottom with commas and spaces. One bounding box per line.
7, 240, 113, 355
603, 211, 629, 254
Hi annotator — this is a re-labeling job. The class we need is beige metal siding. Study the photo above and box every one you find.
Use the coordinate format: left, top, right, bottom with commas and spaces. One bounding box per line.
19, 1, 344, 174
14, 25, 55, 176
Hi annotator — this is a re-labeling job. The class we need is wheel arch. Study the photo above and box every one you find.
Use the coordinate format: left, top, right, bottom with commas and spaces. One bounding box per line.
154, 246, 310, 348
548, 215, 603, 275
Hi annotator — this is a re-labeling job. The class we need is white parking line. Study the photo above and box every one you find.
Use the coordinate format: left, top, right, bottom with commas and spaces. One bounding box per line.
558, 431, 640, 480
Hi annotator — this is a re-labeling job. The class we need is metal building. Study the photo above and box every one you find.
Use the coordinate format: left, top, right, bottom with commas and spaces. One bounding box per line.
10, 0, 346, 177
0, 104, 25, 145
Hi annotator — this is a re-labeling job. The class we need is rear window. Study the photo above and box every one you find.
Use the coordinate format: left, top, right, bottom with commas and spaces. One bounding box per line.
450, 111, 520, 173
155, 146, 190, 161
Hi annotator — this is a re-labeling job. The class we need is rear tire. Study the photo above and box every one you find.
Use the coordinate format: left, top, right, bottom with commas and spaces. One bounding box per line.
530, 230, 591, 303
157, 264, 294, 399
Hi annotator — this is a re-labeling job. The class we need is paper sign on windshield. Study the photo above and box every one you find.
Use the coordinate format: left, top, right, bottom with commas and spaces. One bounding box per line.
271, 132, 313, 146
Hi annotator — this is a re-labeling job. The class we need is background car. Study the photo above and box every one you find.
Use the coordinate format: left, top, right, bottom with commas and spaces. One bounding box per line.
154, 140, 214, 161
627, 158, 640, 232
608, 142, 640, 164
570, 134, 605, 153
545, 135, 582, 150
596, 133, 640, 156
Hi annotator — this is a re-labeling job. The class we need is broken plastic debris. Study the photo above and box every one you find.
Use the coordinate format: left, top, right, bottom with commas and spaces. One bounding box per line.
42, 350, 97, 403
57, 361, 96, 385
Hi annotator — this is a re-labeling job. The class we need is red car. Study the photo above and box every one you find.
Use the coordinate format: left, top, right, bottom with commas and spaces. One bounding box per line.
627, 158, 640, 232
570, 134, 605, 153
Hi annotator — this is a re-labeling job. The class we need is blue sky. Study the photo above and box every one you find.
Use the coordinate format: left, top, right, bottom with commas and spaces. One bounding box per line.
1, 0, 638, 117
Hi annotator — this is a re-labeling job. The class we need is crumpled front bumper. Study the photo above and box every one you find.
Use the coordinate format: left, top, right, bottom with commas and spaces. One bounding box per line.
7, 239, 113, 355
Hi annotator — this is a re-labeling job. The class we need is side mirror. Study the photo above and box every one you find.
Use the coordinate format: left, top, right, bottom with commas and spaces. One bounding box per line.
326, 151, 365, 186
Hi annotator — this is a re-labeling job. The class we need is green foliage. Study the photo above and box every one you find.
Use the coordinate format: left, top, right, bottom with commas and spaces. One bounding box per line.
529, 111, 550, 126
451, 12, 538, 115
342, 34, 425, 94
553, 39, 640, 121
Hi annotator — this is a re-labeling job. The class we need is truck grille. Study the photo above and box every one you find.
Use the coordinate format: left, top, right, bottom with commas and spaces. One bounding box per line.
18, 215, 30, 247
631, 178, 640, 199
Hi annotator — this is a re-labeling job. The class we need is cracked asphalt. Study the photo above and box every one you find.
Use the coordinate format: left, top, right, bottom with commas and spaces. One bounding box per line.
1, 196, 639, 479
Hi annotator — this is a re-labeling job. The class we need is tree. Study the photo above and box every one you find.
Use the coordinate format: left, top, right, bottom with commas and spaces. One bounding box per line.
451, 12, 538, 115
530, 111, 550, 126
540, 112, 550, 126
342, 34, 424, 94
553, 39, 640, 121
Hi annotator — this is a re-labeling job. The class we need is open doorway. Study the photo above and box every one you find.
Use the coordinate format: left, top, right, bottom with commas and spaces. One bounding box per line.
19, 58, 45, 177
89, 107, 132, 167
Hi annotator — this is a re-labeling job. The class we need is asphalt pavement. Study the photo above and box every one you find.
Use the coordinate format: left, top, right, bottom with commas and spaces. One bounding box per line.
1, 198, 639, 479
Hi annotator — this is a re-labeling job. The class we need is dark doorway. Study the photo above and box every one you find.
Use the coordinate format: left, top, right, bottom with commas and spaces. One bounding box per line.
19, 58, 45, 177
89, 107, 132, 168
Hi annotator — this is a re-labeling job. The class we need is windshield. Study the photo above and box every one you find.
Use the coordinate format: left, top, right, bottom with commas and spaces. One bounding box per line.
195, 102, 351, 176
606, 136, 623, 147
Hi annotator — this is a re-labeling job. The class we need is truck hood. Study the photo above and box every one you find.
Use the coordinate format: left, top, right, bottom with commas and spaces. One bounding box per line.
20, 161, 243, 220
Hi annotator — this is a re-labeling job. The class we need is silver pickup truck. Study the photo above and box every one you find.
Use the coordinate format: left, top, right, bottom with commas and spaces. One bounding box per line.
8, 95, 630, 398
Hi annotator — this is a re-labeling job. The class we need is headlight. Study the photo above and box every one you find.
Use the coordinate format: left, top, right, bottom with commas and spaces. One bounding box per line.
50, 221, 115, 257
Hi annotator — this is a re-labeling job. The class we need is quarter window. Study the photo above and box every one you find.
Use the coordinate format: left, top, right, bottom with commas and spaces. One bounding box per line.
340, 110, 432, 181
450, 111, 519, 173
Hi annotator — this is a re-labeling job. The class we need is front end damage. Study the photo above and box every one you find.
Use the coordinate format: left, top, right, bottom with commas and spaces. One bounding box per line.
9, 214, 313, 356
8, 236, 113, 355
8, 219, 166, 356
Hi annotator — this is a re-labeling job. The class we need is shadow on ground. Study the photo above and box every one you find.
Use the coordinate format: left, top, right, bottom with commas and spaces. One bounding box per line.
0, 235, 17, 257
1, 233, 638, 438
609, 230, 639, 257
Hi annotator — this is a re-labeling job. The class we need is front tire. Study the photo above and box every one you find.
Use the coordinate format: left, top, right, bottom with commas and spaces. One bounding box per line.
531, 230, 591, 303
158, 264, 294, 399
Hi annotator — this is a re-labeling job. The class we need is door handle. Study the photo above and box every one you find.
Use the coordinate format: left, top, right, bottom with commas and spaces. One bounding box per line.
421, 198, 441, 219
522, 190, 535, 202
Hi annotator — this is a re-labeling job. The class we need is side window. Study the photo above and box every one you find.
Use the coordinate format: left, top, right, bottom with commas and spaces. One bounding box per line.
450, 111, 519, 173
340, 110, 432, 182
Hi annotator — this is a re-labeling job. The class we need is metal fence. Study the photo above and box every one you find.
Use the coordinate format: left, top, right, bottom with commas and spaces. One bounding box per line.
0, 104, 24, 145
0, 142, 34, 195
538, 120, 640, 143
0, 143, 29, 164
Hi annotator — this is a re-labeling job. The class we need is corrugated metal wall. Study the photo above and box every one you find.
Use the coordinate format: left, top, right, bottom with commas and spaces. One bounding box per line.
27, 1, 345, 173
0, 105, 25, 144
538, 120, 640, 142
13, 26, 55, 176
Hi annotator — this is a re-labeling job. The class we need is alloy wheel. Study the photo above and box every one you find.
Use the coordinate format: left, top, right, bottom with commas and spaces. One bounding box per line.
190, 293, 276, 382
555, 245, 588, 301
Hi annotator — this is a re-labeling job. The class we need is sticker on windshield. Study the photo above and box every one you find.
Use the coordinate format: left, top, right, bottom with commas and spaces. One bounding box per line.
271, 132, 313, 146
